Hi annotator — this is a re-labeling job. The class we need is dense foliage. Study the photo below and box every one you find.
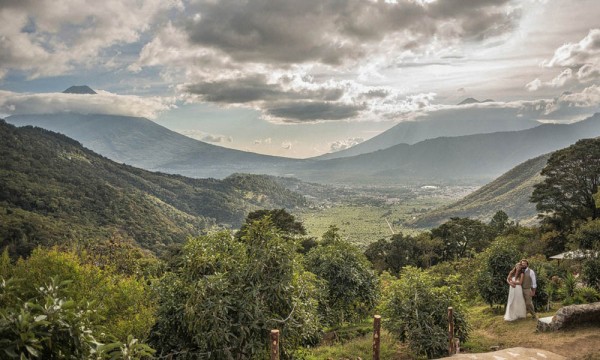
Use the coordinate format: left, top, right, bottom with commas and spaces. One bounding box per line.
531, 138, 600, 229
150, 219, 322, 359
382, 267, 469, 359
0, 121, 306, 256
0, 248, 155, 359
305, 226, 379, 326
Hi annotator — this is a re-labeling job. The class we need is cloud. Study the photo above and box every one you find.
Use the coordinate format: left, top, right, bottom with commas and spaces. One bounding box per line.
266, 102, 365, 122
0, 0, 181, 79
126, 0, 523, 123
330, 137, 365, 152
545, 28, 600, 68
179, 129, 233, 143
182, 0, 519, 66
0, 90, 175, 119
528, 29, 600, 91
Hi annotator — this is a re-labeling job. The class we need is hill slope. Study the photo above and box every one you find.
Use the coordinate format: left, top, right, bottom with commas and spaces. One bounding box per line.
0, 120, 306, 255
294, 113, 600, 184
408, 154, 550, 228
6, 113, 304, 179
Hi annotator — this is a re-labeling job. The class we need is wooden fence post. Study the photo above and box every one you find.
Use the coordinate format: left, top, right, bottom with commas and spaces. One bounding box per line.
448, 307, 455, 355
270, 329, 280, 360
373, 315, 381, 360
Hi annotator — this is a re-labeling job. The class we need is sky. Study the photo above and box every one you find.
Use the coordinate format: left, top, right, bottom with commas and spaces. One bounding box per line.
0, 0, 599, 158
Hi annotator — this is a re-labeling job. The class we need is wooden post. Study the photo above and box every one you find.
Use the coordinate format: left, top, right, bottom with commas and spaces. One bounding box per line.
448, 307, 454, 355
270, 329, 280, 360
373, 315, 381, 360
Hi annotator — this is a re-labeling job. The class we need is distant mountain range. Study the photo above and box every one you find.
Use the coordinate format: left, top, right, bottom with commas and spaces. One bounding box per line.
315, 103, 538, 160
0, 120, 306, 255
409, 154, 550, 228
6, 113, 305, 179
289, 113, 600, 184
6, 86, 599, 185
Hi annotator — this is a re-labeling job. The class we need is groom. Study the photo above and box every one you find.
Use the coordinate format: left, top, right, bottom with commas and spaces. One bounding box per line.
520, 259, 538, 319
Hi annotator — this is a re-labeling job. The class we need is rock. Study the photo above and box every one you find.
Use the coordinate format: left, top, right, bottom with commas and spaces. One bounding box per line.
537, 301, 600, 332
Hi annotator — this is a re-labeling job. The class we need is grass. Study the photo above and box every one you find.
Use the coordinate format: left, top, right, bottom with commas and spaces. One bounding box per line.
302, 328, 411, 360
305, 303, 600, 359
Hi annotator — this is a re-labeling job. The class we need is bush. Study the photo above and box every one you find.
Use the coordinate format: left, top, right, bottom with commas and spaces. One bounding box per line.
475, 238, 522, 308
150, 219, 322, 359
582, 257, 600, 290
306, 226, 379, 326
382, 267, 469, 359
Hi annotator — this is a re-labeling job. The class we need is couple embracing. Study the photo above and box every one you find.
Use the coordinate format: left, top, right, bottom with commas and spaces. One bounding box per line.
504, 259, 538, 321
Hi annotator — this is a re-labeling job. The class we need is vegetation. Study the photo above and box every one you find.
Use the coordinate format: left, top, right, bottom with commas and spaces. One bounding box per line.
4, 121, 600, 359
0, 121, 306, 257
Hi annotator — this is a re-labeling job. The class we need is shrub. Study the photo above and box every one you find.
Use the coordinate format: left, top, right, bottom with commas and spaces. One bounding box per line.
382, 267, 469, 359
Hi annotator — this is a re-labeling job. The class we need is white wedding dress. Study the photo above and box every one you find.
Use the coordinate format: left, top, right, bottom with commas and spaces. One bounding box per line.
504, 277, 527, 321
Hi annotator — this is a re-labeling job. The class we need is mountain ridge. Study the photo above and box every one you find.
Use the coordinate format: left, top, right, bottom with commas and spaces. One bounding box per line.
0, 119, 306, 255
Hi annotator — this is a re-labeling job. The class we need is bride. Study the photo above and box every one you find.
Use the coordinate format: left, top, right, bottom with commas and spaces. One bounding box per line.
504, 263, 527, 321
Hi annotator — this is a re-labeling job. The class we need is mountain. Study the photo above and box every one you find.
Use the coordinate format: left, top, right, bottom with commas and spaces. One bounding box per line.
457, 98, 494, 105
6, 113, 305, 179
63, 85, 97, 94
315, 106, 537, 160
0, 120, 306, 256
408, 154, 550, 228
292, 113, 600, 184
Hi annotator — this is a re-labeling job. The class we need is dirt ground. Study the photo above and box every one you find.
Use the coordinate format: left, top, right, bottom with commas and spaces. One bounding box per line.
452, 325, 600, 360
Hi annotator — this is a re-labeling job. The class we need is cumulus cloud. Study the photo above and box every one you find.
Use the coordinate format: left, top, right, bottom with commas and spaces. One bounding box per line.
0, 90, 175, 119
126, 0, 523, 123
330, 137, 365, 152
0, 0, 181, 79
545, 28, 600, 68
528, 28, 600, 91
179, 129, 233, 143
182, 0, 518, 66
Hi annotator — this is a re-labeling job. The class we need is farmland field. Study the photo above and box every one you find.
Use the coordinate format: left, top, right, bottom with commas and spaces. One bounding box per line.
291, 184, 479, 248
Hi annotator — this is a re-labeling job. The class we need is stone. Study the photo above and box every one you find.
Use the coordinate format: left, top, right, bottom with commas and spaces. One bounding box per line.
536, 302, 600, 332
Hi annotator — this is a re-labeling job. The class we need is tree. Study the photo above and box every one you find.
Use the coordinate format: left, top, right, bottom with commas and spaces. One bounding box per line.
150, 219, 322, 359
431, 218, 493, 261
476, 237, 522, 308
365, 233, 442, 274
531, 138, 600, 229
382, 267, 469, 359
306, 226, 379, 325
489, 210, 513, 236
237, 209, 306, 239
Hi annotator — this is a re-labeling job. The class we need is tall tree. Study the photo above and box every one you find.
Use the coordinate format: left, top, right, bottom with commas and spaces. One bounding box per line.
431, 217, 492, 261
531, 138, 600, 228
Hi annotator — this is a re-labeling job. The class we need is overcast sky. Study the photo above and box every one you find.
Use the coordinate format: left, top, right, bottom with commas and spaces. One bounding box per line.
1, 0, 599, 158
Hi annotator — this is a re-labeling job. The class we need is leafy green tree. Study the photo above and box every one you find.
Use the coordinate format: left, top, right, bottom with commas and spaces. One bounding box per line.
489, 210, 514, 236
237, 209, 306, 237
0, 276, 154, 360
568, 218, 600, 250
475, 238, 522, 308
531, 138, 600, 229
150, 219, 322, 359
2, 248, 156, 342
382, 267, 469, 359
365, 233, 442, 274
306, 226, 379, 325
431, 218, 493, 261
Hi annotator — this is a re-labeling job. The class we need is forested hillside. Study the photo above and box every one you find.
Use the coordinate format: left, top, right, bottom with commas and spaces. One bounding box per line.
0, 120, 306, 256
